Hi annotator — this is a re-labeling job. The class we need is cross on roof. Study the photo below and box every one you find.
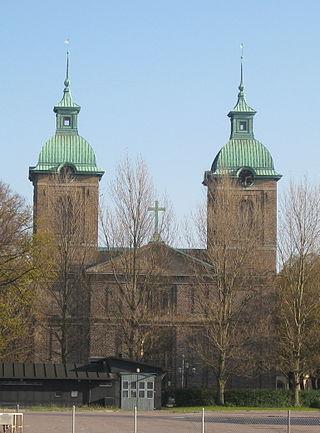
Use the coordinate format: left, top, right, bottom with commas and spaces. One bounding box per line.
148, 200, 165, 242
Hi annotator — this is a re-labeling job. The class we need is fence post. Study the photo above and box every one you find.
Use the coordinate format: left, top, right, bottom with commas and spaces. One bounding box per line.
134, 406, 137, 433
287, 409, 290, 433
72, 405, 75, 433
202, 408, 205, 433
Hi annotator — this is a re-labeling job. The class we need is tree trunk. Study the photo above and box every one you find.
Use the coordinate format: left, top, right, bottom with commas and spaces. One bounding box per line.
217, 379, 225, 405
217, 352, 226, 405
293, 373, 301, 406
61, 321, 67, 363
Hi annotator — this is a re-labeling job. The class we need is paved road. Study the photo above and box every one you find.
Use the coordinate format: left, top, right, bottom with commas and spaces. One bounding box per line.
205, 415, 320, 425
19, 409, 320, 433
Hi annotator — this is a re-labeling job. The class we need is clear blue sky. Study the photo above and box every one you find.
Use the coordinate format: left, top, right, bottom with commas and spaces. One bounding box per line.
0, 0, 319, 233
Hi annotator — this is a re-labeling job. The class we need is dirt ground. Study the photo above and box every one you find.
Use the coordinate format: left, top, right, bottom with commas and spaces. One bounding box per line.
9, 409, 320, 433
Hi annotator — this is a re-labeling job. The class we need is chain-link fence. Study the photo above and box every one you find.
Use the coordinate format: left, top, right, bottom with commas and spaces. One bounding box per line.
17, 407, 320, 433
199, 410, 320, 433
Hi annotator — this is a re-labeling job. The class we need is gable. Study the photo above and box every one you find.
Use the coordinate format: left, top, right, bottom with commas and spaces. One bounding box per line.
86, 243, 209, 277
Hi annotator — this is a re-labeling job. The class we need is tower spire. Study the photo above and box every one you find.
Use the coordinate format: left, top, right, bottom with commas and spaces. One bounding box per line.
64, 39, 70, 89
53, 42, 80, 135
227, 45, 256, 140
239, 43, 244, 94
65, 51, 70, 87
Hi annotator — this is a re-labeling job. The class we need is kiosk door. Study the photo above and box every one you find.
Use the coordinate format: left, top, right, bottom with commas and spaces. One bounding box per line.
121, 373, 155, 410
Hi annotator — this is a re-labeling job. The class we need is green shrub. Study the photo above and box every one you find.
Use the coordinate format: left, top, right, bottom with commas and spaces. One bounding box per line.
163, 388, 295, 407
162, 387, 320, 408
309, 399, 320, 408
300, 390, 320, 407
224, 389, 292, 407
162, 387, 215, 407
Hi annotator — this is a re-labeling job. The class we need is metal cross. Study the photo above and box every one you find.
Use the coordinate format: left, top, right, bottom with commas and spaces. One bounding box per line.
148, 200, 165, 237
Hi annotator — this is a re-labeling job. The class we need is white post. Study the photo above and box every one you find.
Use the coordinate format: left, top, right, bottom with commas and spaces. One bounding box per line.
202, 408, 205, 433
287, 409, 290, 433
72, 405, 75, 433
134, 406, 137, 433
181, 355, 185, 388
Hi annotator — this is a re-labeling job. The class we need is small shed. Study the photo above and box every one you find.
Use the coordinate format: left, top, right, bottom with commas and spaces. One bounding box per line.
0, 357, 164, 410
0, 361, 115, 407
97, 357, 164, 410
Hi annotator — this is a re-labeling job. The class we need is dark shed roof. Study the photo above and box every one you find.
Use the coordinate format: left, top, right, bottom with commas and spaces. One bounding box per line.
0, 357, 164, 381
0, 362, 112, 381
102, 357, 165, 375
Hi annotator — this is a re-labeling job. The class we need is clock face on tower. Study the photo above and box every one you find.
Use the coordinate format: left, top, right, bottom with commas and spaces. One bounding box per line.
239, 169, 254, 187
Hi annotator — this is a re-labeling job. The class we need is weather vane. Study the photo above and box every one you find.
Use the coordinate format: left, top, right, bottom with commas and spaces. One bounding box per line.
64, 38, 70, 54
240, 43, 244, 60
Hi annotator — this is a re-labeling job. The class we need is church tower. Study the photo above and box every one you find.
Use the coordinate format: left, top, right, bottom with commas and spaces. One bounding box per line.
29, 54, 104, 251
203, 59, 281, 273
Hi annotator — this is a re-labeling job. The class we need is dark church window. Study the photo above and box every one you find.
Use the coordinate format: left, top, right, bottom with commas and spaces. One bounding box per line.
57, 195, 76, 237
160, 290, 169, 311
239, 199, 254, 234
152, 286, 177, 313
63, 117, 71, 126
239, 169, 254, 187
170, 285, 177, 313
60, 165, 75, 182
239, 120, 247, 131
104, 287, 110, 314
190, 287, 195, 313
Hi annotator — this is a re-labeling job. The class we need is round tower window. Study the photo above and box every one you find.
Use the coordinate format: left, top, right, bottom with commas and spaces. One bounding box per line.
59, 165, 75, 182
239, 169, 254, 187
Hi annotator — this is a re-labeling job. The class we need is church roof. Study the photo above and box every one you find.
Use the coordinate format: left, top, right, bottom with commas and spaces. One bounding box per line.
54, 80, 80, 109
210, 138, 280, 177
29, 53, 104, 179
87, 242, 212, 277
229, 91, 256, 114
30, 135, 103, 175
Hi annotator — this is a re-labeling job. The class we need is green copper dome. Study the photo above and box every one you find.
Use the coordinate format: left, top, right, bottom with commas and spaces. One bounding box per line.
30, 134, 104, 175
204, 59, 281, 182
29, 54, 104, 179
210, 138, 279, 177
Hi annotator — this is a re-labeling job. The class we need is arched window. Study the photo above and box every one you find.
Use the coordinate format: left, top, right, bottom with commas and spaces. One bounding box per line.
239, 199, 254, 233
239, 169, 254, 187
59, 165, 75, 183
56, 195, 75, 237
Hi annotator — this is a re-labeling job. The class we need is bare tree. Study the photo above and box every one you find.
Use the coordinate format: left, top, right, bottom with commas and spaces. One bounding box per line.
100, 156, 174, 361
190, 175, 268, 405
276, 180, 320, 406
0, 181, 52, 360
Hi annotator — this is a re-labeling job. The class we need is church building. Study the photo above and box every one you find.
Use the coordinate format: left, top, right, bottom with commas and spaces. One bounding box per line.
29, 54, 281, 389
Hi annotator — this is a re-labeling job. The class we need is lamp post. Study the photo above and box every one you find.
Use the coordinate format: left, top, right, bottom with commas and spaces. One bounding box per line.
177, 354, 196, 388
